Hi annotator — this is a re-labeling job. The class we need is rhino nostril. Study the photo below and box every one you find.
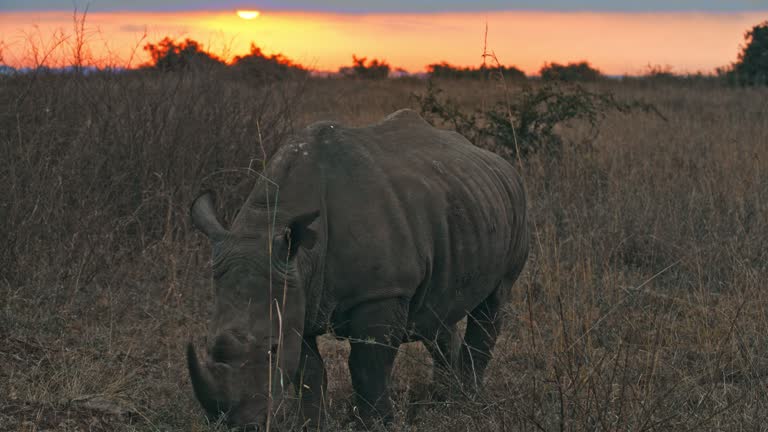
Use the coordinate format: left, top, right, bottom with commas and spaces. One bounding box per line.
211, 350, 230, 364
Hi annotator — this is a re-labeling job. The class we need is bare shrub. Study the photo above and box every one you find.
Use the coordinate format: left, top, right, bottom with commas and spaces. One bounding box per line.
413, 79, 664, 159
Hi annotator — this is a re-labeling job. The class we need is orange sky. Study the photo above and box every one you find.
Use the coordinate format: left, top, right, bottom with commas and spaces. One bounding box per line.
0, 10, 764, 74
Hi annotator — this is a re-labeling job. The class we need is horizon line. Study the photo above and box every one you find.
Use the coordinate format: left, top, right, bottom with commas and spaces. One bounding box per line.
0, 59, 726, 77
0, 63, 709, 79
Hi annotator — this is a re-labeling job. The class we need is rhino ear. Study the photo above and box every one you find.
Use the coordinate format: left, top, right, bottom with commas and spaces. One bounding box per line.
190, 190, 228, 242
281, 210, 320, 260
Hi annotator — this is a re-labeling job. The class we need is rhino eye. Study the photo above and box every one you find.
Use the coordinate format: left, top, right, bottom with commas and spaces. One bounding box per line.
212, 266, 229, 281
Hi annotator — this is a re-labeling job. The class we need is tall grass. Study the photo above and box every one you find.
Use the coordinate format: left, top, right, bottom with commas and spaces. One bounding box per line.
1, 61, 767, 431
1, 68, 303, 288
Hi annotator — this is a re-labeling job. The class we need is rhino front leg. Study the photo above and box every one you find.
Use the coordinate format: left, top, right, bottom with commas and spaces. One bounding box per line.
295, 335, 327, 429
347, 297, 408, 427
460, 286, 504, 393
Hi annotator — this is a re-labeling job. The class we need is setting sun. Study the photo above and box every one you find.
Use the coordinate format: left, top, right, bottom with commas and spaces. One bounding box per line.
236, 10, 260, 20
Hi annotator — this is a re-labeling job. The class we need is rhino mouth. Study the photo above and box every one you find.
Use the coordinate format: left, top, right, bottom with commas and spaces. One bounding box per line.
187, 342, 269, 428
187, 343, 228, 418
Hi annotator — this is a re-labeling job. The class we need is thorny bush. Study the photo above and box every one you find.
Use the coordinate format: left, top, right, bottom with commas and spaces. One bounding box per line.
413, 79, 666, 159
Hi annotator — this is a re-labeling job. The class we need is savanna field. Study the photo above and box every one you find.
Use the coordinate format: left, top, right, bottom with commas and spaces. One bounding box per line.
1, 69, 767, 431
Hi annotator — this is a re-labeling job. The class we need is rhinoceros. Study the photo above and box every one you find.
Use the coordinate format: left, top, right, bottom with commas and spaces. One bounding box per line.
186, 108, 529, 428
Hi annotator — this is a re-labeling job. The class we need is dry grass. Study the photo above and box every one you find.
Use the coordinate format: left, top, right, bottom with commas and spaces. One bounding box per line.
1, 70, 767, 431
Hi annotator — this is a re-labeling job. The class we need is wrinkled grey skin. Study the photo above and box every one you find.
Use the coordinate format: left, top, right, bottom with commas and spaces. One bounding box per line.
187, 109, 529, 429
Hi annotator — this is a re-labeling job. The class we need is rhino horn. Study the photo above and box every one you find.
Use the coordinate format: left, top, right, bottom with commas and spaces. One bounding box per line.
190, 190, 228, 241
187, 342, 221, 416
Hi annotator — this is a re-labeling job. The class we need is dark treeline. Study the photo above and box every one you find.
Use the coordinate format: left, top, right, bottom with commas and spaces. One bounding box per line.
338, 55, 392, 79
539, 61, 602, 82
426, 62, 527, 80
142, 37, 308, 80
4, 19, 767, 86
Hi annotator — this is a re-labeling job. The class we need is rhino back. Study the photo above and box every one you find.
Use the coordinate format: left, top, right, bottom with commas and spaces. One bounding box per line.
306, 109, 528, 329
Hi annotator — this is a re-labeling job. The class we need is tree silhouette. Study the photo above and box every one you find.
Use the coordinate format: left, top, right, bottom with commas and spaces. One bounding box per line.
231, 43, 307, 80
540, 61, 602, 82
143, 37, 224, 72
340, 55, 390, 79
426, 62, 526, 80
732, 21, 768, 85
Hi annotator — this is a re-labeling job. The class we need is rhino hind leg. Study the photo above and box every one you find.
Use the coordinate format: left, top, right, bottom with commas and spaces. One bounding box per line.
460, 283, 505, 393
295, 335, 327, 428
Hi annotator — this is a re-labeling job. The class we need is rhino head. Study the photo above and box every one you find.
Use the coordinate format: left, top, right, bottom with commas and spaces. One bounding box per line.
187, 191, 319, 428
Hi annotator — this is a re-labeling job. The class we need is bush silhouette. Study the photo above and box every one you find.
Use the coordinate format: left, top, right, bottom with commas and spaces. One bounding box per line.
231, 43, 307, 80
731, 20, 768, 85
540, 61, 602, 82
143, 37, 224, 72
426, 62, 526, 80
340, 55, 390, 79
